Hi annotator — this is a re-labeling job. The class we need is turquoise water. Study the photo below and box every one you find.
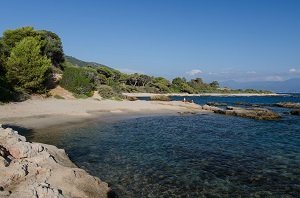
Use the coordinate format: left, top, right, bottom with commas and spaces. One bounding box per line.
23, 95, 300, 197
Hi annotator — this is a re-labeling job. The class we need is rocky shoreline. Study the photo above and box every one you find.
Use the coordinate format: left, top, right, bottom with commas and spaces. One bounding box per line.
0, 125, 110, 198
202, 105, 281, 120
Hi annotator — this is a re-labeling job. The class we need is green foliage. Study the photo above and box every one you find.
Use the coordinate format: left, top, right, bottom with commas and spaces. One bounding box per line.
64, 55, 109, 68
171, 77, 194, 94
97, 85, 114, 99
0, 27, 64, 69
38, 30, 64, 67
5, 37, 51, 93
98, 85, 123, 99
209, 81, 219, 88
60, 67, 94, 96
0, 75, 16, 102
1, 27, 38, 54
150, 77, 171, 93
0, 39, 4, 75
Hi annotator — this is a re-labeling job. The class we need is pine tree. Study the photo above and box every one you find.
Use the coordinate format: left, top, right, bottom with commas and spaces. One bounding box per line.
6, 37, 51, 93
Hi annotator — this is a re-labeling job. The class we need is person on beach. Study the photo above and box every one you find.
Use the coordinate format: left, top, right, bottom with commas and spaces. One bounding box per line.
183, 97, 186, 102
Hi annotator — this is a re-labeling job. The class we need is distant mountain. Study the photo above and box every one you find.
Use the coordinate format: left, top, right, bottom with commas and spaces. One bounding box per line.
221, 78, 300, 93
65, 55, 111, 69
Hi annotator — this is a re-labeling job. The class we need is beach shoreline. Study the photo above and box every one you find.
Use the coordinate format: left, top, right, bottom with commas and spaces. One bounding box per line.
0, 98, 208, 130
122, 92, 284, 97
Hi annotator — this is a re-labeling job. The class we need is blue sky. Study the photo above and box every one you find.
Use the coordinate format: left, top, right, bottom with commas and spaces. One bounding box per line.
1, 0, 300, 82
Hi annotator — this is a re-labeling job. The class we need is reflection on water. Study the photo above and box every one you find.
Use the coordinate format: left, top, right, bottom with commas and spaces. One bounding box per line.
22, 95, 300, 197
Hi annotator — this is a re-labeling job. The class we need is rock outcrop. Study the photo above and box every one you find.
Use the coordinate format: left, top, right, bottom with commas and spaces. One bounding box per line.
0, 125, 110, 198
275, 102, 300, 109
203, 105, 280, 120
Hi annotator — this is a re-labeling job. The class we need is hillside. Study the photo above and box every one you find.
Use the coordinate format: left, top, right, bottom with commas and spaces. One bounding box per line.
64, 55, 111, 69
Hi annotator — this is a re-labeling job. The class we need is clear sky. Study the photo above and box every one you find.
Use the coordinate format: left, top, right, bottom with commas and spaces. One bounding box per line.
1, 0, 300, 82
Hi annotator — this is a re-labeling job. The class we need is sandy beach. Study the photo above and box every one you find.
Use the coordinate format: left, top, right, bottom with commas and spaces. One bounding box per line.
0, 98, 207, 130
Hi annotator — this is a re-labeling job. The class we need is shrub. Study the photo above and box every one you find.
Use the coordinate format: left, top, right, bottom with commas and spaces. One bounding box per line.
5, 37, 51, 93
98, 85, 123, 100
60, 67, 94, 96
0, 76, 15, 102
150, 95, 171, 101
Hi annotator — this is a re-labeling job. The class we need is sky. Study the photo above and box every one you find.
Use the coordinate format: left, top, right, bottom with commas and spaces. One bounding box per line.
1, 0, 300, 82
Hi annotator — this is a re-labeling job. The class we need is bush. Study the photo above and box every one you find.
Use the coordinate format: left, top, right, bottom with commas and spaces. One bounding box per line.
150, 95, 171, 101
98, 85, 123, 99
60, 67, 94, 96
0, 76, 15, 102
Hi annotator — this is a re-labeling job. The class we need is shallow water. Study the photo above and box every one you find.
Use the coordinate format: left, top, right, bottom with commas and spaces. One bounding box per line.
23, 95, 300, 197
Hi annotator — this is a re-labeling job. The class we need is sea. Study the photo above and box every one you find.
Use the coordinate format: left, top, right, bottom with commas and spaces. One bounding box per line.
21, 94, 300, 197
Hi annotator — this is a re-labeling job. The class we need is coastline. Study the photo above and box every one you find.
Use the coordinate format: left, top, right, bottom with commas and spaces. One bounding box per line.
0, 125, 110, 197
0, 98, 208, 130
0, 98, 208, 197
123, 92, 284, 97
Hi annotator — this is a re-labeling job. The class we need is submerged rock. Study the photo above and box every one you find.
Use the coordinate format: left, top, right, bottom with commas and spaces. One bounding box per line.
206, 102, 227, 106
275, 102, 300, 109
204, 105, 280, 120
223, 106, 281, 120
0, 125, 110, 198
290, 110, 300, 115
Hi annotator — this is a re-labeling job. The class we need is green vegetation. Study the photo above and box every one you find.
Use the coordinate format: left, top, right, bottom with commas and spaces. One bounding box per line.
60, 67, 94, 97
0, 26, 272, 102
0, 26, 65, 101
6, 37, 51, 93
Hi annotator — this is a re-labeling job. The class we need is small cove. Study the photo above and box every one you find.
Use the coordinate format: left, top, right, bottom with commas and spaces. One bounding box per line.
20, 95, 300, 197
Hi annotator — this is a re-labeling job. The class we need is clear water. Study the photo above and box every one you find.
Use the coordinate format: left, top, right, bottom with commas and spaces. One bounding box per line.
22, 94, 300, 197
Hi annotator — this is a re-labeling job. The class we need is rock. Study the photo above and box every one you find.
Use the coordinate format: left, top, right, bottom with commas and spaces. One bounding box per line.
291, 110, 300, 115
150, 95, 171, 101
275, 102, 300, 109
0, 156, 9, 168
0, 125, 110, 198
206, 102, 227, 106
178, 111, 197, 115
8, 142, 44, 159
204, 105, 280, 120
202, 104, 222, 112
223, 107, 280, 120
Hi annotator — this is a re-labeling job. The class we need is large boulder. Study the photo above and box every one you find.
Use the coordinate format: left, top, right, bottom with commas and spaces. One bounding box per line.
0, 125, 110, 198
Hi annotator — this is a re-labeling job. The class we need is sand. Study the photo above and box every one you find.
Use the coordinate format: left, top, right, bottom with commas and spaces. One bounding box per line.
0, 98, 207, 130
